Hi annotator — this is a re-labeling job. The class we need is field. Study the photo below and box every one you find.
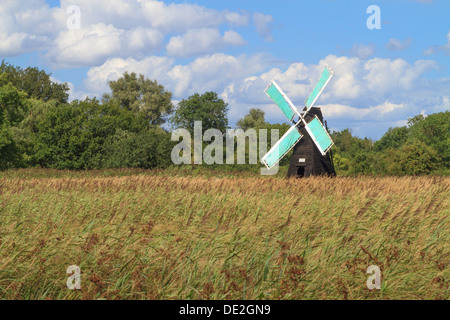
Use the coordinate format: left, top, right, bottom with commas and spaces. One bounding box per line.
0, 168, 448, 300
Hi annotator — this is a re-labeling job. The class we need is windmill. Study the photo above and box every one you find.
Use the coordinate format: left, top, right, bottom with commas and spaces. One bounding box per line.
261, 65, 336, 177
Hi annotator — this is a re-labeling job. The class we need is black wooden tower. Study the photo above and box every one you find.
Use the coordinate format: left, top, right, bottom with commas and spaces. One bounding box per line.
286, 107, 336, 178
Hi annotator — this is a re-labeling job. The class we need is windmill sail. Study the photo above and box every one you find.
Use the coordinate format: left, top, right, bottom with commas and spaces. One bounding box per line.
304, 116, 334, 156
265, 80, 301, 123
304, 65, 334, 112
262, 123, 303, 169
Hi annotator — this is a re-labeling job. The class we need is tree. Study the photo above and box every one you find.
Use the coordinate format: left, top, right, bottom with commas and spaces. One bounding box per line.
170, 91, 228, 135
237, 108, 267, 131
331, 129, 373, 157
0, 125, 20, 169
329, 129, 376, 175
407, 111, 449, 166
103, 72, 173, 126
332, 153, 350, 172
384, 139, 442, 175
32, 98, 147, 169
0, 74, 30, 168
374, 126, 409, 152
102, 127, 174, 169
349, 151, 376, 174
0, 73, 30, 126
0, 60, 69, 104
407, 114, 426, 127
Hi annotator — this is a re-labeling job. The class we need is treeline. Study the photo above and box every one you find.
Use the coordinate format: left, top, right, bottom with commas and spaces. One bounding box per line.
0, 60, 448, 175
330, 112, 449, 175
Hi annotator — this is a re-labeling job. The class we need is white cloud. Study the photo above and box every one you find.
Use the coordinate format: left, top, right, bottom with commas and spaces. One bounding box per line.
385, 38, 412, 51
424, 30, 450, 56
226, 55, 368, 106
0, 0, 55, 56
223, 30, 247, 46
320, 102, 406, 120
83, 53, 440, 123
169, 53, 270, 96
46, 24, 164, 67
363, 58, 437, 99
253, 13, 274, 42
0, 0, 254, 66
166, 28, 246, 58
350, 44, 375, 59
83, 53, 271, 98
224, 11, 250, 27
140, 0, 223, 33
0, 32, 50, 57
46, 24, 122, 67
85, 56, 174, 94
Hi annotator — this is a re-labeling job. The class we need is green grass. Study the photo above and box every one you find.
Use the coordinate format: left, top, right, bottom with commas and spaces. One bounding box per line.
0, 168, 448, 300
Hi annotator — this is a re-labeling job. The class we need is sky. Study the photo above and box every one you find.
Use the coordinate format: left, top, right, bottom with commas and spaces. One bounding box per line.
1, 0, 449, 140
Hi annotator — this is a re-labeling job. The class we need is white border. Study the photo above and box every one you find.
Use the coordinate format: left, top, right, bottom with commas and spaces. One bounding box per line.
304, 64, 335, 114
265, 80, 301, 123
261, 121, 303, 169
303, 115, 334, 156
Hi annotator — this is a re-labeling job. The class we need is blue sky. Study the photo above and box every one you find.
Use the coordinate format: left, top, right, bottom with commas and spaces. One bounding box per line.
1, 0, 449, 139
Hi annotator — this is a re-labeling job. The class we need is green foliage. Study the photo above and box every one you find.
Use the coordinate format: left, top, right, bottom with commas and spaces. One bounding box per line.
407, 111, 449, 166
330, 129, 376, 175
332, 111, 448, 176
374, 126, 409, 151
20, 98, 59, 134
0, 125, 20, 170
0, 73, 30, 126
332, 153, 350, 172
170, 91, 228, 135
407, 114, 426, 127
103, 72, 173, 126
331, 129, 374, 156
32, 98, 147, 169
102, 127, 174, 169
0, 74, 31, 168
384, 140, 442, 175
237, 108, 267, 131
0, 60, 69, 104
349, 152, 375, 174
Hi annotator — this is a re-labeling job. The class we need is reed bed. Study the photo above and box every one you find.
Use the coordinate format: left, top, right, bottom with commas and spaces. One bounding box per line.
0, 169, 448, 299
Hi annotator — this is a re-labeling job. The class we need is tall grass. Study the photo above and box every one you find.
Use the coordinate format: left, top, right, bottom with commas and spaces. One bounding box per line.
0, 169, 448, 299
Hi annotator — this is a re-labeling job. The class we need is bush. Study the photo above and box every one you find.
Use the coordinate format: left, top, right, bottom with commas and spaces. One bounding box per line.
384, 140, 442, 175
32, 98, 147, 169
102, 127, 174, 169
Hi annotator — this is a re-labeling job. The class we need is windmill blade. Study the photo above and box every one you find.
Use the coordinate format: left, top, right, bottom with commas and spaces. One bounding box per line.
265, 80, 301, 123
262, 123, 303, 169
304, 65, 334, 113
304, 116, 334, 156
